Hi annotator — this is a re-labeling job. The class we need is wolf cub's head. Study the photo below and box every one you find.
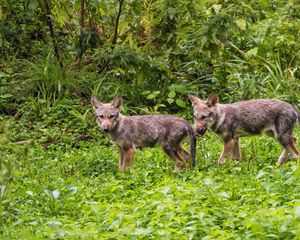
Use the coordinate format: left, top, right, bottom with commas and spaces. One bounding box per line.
188, 92, 219, 137
91, 96, 122, 132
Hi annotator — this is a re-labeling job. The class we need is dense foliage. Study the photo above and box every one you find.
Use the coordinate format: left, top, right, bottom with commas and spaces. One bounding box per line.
1, 0, 300, 109
1, 113, 300, 238
1, 0, 300, 238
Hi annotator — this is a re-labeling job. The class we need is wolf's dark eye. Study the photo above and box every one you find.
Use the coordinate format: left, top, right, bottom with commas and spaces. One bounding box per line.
109, 115, 115, 119
98, 115, 104, 119
200, 115, 207, 120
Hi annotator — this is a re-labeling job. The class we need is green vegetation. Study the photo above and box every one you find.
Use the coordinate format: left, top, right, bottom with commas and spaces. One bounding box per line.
1, 0, 300, 239
1, 113, 300, 238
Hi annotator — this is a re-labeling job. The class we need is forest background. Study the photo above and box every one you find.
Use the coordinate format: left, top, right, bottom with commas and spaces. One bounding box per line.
1, 0, 300, 239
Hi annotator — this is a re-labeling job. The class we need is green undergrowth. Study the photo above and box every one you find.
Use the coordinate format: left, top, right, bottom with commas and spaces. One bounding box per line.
1, 110, 300, 239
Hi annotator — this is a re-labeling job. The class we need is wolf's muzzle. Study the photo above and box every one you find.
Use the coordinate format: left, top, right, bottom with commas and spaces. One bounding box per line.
193, 127, 207, 137
102, 126, 110, 132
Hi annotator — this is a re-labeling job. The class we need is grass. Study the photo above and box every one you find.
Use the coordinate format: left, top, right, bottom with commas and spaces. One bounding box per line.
1, 112, 300, 239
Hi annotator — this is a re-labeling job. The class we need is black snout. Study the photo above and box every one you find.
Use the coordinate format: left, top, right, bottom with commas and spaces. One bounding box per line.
193, 127, 207, 138
103, 127, 110, 132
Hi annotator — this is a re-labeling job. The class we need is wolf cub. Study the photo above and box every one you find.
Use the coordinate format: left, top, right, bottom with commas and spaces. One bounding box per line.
189, 92, 300, 164
92, 96, 196, 171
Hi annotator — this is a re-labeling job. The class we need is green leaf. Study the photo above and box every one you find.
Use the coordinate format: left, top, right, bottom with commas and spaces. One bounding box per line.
255, 170, 266, 179
147, 93, 156, 99
133, 228, 152, 235
0, 6, 7, 21
141, 90, 151, 95
212, 4, 222, 13
175, 99, 186, 108
235, 19, 246, 30
137, 71, 144, 85
245, 47, 258, 57
1, 94, 13, 98
28, 0, 39, 11
167, 98, 174, 104
168, 91, 176, 98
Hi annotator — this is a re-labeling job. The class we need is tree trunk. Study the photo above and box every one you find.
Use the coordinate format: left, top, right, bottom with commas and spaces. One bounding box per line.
43, 0, 63, 68
112, 0, 125, 47
0, 21, 5, 58
76, 0, 85, 66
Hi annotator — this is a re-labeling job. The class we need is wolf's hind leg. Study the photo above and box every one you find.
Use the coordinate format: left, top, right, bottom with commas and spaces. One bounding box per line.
178, 144, 190, 163
290, 136, 300, 157
232, 138, 242, 161
182, 148, 191, 163
276, 119, 300, 163
174, 152, 185, 171
277, 134, 300, 164
277, 137, 300, 165
163, 143, 184, 171
118, 148, 124, 171
218, 138, 235, 164
278, 149, 288, 165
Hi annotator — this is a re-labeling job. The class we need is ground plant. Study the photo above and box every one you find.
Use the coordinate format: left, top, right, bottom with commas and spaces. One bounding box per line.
1, 0, 300, 239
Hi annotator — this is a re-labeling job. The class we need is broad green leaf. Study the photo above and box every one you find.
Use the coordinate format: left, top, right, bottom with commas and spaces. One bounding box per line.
141, 90, 151, 95
0, 6, 6, 20
295, 206, 300, 217
133, 228, 152, 235
167, 98, 174, 104
175, 99, 186, 108
246, 47, 258, 57
212, 4, 222, 13
161, 186, 170, 196
26, 191, 34, 196
168, 91, 176, 98
255, 170, 266, 179
137, 71, 144, 85
235, 19, 246, 30
1, 94, 13, 98
218, 192, 229, 199
28, 0, 38, 11
204, 178, 213, 185
147, 93, 156, 99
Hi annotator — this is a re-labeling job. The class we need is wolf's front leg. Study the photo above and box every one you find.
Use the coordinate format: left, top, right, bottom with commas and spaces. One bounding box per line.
218, 138, 235, 164
232, 138, 242, 161
121, 147, 135, 171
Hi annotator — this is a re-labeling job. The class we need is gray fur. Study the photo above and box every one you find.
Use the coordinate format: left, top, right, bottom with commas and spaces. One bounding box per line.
92, 96, 196, 171
189, 93, 300, 164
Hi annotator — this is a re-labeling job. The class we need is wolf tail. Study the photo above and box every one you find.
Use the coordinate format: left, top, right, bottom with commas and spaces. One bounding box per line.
188, 126, 196, 167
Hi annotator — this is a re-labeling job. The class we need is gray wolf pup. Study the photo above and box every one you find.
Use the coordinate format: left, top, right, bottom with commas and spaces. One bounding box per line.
91, 96, 196, 171
189, 92, 300, 165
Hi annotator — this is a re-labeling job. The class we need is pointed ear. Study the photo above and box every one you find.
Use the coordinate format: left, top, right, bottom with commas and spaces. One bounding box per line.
206, 91, 218, 107
91, 96, 102, 110
112, 96, 122, 109
188, 94, 200, 107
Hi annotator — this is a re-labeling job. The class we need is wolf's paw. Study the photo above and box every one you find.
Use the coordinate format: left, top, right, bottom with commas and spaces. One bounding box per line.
174, 165, 184, 172
218, 159, 226, 165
